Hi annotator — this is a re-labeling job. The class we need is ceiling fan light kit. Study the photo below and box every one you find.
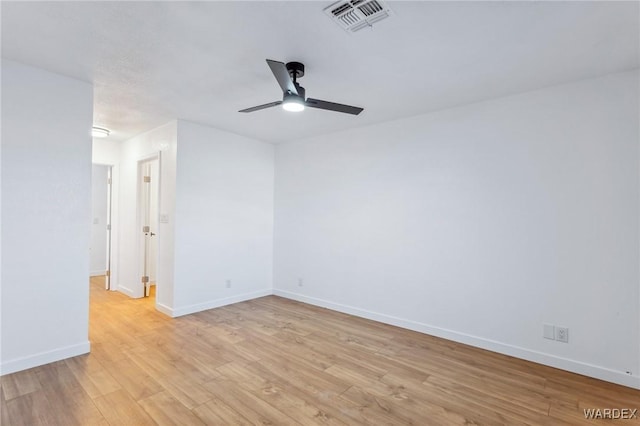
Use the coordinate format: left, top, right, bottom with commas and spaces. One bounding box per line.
282, 93, 305, 112
239, 59, 363, 116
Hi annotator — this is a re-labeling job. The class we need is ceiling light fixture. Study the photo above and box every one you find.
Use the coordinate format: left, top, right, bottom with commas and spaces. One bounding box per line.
91, 126, 110, 138
282, 93, 305, 112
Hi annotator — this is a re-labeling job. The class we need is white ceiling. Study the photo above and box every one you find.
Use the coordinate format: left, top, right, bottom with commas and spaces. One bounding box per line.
2, 1, 638, 143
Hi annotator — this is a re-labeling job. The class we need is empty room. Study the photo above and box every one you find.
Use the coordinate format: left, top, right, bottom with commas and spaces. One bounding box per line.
1, 1, 639, 425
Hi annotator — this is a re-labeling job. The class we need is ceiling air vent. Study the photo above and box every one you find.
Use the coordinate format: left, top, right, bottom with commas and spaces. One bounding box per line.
324, 0, 392, 33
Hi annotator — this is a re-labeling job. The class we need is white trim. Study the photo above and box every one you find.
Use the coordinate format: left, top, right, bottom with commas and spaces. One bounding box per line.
117, 285, 135, 298
638, 83, 640, 390
171, 289, 272, 318
274, 289, 640, 390
0, 341, 90, 376
155, 302, 174, 317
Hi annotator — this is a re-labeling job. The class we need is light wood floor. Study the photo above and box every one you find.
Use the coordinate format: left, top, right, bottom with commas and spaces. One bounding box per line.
2, 277, 638, 425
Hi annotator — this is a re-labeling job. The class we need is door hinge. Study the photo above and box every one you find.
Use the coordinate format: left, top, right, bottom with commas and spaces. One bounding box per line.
107, 177, 112, 184
143, 225, 150, 233
106, 224, 111, 231
141, 276, 149, 283
144, 176, 151, 183
105, 270, 110, 277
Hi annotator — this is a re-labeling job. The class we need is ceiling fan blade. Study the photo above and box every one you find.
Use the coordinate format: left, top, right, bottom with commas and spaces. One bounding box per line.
305, 98, 363, 115
239, 101, 282, 113
266, 59, 298, 95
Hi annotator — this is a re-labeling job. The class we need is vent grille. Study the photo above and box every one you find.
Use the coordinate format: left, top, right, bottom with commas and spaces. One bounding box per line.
324, 0, 392, 33
359, 0, 382, 16
331, 3, 352, 16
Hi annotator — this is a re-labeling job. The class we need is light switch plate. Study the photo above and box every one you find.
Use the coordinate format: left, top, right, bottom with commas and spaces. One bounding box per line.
159, 214, 169, 224
543, 324, 555, 340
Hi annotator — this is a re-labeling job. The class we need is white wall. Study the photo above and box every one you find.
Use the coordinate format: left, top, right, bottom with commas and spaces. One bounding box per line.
172, 121, 274, 316
273, 70, 640, 389
1, 61, 93, 374
118, 121, 177, 313
90, 164, 109, 275
92, 138, 121, 165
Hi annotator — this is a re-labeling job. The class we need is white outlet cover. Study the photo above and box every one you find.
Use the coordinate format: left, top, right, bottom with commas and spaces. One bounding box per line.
555, 327, 569, 343
159, 214, 169, 224
543, 324, 555, 340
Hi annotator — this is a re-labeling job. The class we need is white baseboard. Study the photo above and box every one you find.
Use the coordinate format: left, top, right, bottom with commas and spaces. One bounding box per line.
117, 285, 135, 297
273, 289, 640, 390
0, 341, 90, 376
155, 302, 174, 317
170, 289, 272, 317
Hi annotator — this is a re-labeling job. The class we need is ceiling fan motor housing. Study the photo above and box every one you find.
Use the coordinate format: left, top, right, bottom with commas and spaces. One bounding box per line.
287, 84, 305, 100
283, 90, 305, 104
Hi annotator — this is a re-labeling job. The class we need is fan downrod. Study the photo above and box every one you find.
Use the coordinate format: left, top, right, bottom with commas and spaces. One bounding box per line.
286, 62, 305, 81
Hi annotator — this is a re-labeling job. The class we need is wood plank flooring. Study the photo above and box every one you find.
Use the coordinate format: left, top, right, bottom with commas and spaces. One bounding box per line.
2, 276, 639, 425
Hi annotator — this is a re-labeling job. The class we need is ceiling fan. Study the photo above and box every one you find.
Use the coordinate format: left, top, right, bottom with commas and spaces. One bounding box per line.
239, 59, 364, 115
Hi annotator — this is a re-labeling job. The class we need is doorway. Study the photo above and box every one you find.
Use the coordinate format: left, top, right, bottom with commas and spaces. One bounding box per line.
138, 157, 160, 299
90, 164, 113, 288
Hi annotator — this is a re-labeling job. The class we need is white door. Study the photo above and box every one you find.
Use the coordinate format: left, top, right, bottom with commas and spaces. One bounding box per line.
139, 158, 159, 298
148, 160, 159, 284
105, 166, 113, 290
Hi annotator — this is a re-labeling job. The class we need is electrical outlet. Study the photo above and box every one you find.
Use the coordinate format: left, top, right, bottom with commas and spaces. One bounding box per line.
555, 327, 569, 343
543, 324, 555, 340
298, 278, 303, 287
225, 279, 231, 288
